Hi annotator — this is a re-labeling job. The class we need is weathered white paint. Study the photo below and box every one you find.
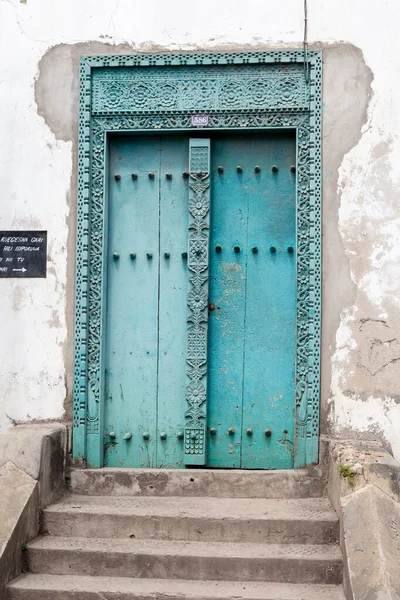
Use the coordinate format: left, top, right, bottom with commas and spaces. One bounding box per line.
0, 0, 400, 461
331, 384, 400, 463
330, 4, 400, 460
0, 2, 72, 429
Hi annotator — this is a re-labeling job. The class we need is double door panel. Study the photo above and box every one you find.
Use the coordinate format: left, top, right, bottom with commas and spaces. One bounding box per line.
207, 133, 296, 469
105, 133, 296, 469
105, 136, 188, 468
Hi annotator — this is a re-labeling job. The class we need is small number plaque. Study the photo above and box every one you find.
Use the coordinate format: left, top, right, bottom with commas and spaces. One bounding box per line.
191, 114, 209, 127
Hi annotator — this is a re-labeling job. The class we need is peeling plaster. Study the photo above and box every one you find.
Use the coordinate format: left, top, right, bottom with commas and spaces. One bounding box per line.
320, 43, 373, 435
330, 30, 400, 458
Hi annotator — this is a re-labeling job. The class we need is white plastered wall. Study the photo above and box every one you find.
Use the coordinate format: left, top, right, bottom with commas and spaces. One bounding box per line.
0, 0, 400, 461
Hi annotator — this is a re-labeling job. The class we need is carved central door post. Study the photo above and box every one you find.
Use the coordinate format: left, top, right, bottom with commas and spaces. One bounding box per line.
184, 139, 211, 465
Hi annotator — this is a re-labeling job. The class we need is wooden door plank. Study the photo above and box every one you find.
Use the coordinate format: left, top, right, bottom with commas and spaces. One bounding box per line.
104, 136, 160, 467
241, 133, 296, 469
206, 136, 249, 468
157, 136, 188, 468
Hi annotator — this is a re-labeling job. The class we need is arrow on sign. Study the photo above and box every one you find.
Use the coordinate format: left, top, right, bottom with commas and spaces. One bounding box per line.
13, 268, 27, 273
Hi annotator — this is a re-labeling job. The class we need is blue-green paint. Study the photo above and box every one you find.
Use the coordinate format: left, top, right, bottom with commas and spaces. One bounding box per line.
105, 133, 296, 469
242, 134, 296, 469
207, 133, 296, 469
104, 136, 188, 468
184, 139, 211, 465
207, 137, 248, 468
158, 137, 188, 467
73, 48, 322, 470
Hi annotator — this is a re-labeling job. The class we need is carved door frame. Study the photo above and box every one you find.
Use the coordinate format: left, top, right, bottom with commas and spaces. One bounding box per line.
73, 50, 322, 468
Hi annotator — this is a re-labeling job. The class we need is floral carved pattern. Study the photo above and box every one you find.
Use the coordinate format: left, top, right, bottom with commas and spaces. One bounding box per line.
92, 66, 309, 114
73, 51, 322, 469
185, 143, 211, 463
86, 120, 106, 437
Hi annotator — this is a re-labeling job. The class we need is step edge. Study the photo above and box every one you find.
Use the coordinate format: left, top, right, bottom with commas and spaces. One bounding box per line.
8, 573, 346, 594
43, 508, 339, 522
44, 495, 338, 521
27, 537, 343, 559
70, 467, 324, 475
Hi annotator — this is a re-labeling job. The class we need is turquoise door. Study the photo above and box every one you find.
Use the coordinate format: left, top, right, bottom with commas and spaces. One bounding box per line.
105, 136, 188, 467
105, 133, 296, 469
207, 133, 296, 469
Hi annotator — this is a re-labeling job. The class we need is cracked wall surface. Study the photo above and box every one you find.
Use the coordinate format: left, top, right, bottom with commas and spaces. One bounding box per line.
0, 0, 400, 462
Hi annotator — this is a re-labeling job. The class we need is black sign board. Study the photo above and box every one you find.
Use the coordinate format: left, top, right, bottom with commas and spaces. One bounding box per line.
0, 231, 47, 278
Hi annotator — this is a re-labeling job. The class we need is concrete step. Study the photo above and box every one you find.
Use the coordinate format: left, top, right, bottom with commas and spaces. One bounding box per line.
70, 467, 326, 498
25, 536, 343, 584
7, 574, 347, 600
43, 494, 339, 544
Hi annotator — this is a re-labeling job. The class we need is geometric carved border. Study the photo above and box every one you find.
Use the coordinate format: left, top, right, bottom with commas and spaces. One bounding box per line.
73, 50, 322, 468
185, 139, 211, 465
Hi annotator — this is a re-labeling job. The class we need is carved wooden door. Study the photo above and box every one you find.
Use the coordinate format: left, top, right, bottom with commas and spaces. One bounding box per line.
104, 135, 188, 467
104, 133, 296, 469
207, 133, 297, 469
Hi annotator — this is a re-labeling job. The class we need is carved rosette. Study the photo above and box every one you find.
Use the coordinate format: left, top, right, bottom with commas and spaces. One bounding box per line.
184, 140, 211, 465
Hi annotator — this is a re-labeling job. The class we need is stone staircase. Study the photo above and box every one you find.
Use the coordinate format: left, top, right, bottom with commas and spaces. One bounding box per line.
7, 468, 346, 599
